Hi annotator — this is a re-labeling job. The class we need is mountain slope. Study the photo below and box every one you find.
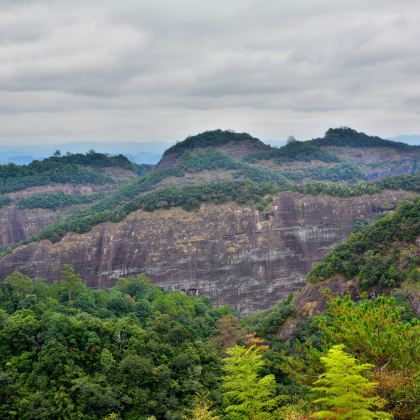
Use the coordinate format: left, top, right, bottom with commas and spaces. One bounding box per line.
246, 127, 419, 180
157, 129, 269, 169
0, 128, 419, 313
0, 152, 138, 247
285, 197, 420, 330
0, 189, 416, 314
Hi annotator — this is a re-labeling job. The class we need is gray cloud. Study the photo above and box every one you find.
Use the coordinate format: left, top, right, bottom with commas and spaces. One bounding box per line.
0, 0, 419, 145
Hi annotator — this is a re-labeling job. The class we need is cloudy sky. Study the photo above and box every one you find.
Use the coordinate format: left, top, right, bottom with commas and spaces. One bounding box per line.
1, 0, 419, 147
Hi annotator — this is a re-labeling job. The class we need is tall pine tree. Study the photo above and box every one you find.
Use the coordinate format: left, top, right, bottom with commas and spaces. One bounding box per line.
222, 338, 278, 419
312, 345, 391, 419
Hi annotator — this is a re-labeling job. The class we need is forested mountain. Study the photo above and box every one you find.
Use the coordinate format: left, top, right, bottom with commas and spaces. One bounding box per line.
0, 128, 419, 312
0, 128, 419, 419
0, 151, 137, 194
0, 199, 418, 419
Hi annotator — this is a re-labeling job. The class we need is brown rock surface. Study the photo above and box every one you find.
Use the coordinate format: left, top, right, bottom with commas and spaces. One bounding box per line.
278, 276, 359, 339
0, 189, 415, 314
0, 184, 115, 247
0, 206, 69, 247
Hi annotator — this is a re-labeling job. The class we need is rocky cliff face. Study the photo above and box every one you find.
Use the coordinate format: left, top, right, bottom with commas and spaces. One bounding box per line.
321, 146, 418, 179
0, 184, 115, 247
0, 189, 414, 313
0, 206, 67, 247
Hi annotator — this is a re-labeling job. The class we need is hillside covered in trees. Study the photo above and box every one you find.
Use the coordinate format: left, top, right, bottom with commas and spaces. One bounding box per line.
0, 130, 419, 418
0, 200, 418, 418
0, 151, 137, 194
308, 197, 420, 288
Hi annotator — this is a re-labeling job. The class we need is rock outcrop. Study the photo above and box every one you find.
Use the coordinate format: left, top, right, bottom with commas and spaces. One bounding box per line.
0, 184, 114, 247
0, 189, 414, 314
278, 276, 359, 339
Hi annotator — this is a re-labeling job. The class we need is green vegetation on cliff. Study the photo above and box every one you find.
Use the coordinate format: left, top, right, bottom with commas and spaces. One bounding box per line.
25, 180, 277, 244
0, 195, 11, 208
284, 161, 367, 183
292, 172, 420, 196
244, 140, 341, 164
17, 191, 100, 210
0, 163, 112, 194
0, 173, 418, 257
308, 197, 420, 287
177, 150, 365, 183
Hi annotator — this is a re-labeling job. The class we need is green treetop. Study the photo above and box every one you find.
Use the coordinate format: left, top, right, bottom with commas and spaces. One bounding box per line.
222, 337, 278, 419
312, 344, 391, 419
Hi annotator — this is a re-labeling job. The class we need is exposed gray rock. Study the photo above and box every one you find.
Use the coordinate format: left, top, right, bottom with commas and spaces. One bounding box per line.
0, 190, 416, 314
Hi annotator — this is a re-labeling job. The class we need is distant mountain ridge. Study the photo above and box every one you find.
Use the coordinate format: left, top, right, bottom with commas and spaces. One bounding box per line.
390, 134, 420, 146
1, 128, 419, 165
0, 141, 168, 165
155, 127, 419, 183
0, 127, 419, 312
312, 127, 417, 149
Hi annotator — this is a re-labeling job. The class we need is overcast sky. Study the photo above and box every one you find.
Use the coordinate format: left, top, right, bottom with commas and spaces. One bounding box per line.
1, 0, 419, 146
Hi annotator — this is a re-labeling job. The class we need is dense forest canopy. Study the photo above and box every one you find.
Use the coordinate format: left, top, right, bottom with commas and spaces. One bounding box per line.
0, 151, 135, 193
0, 266, 417, 418
0, 270, 228, 419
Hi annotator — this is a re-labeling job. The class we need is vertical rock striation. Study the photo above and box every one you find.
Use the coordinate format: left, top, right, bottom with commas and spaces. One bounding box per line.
0, 190, 416, 313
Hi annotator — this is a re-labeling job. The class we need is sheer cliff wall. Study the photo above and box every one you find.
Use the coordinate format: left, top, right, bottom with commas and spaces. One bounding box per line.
0, 190, 415, 313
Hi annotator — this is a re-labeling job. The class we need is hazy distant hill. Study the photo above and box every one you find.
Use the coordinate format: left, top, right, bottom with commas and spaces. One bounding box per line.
0, 141, 168, 165
390, 134, 420, 146
2, 132, 418, 164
